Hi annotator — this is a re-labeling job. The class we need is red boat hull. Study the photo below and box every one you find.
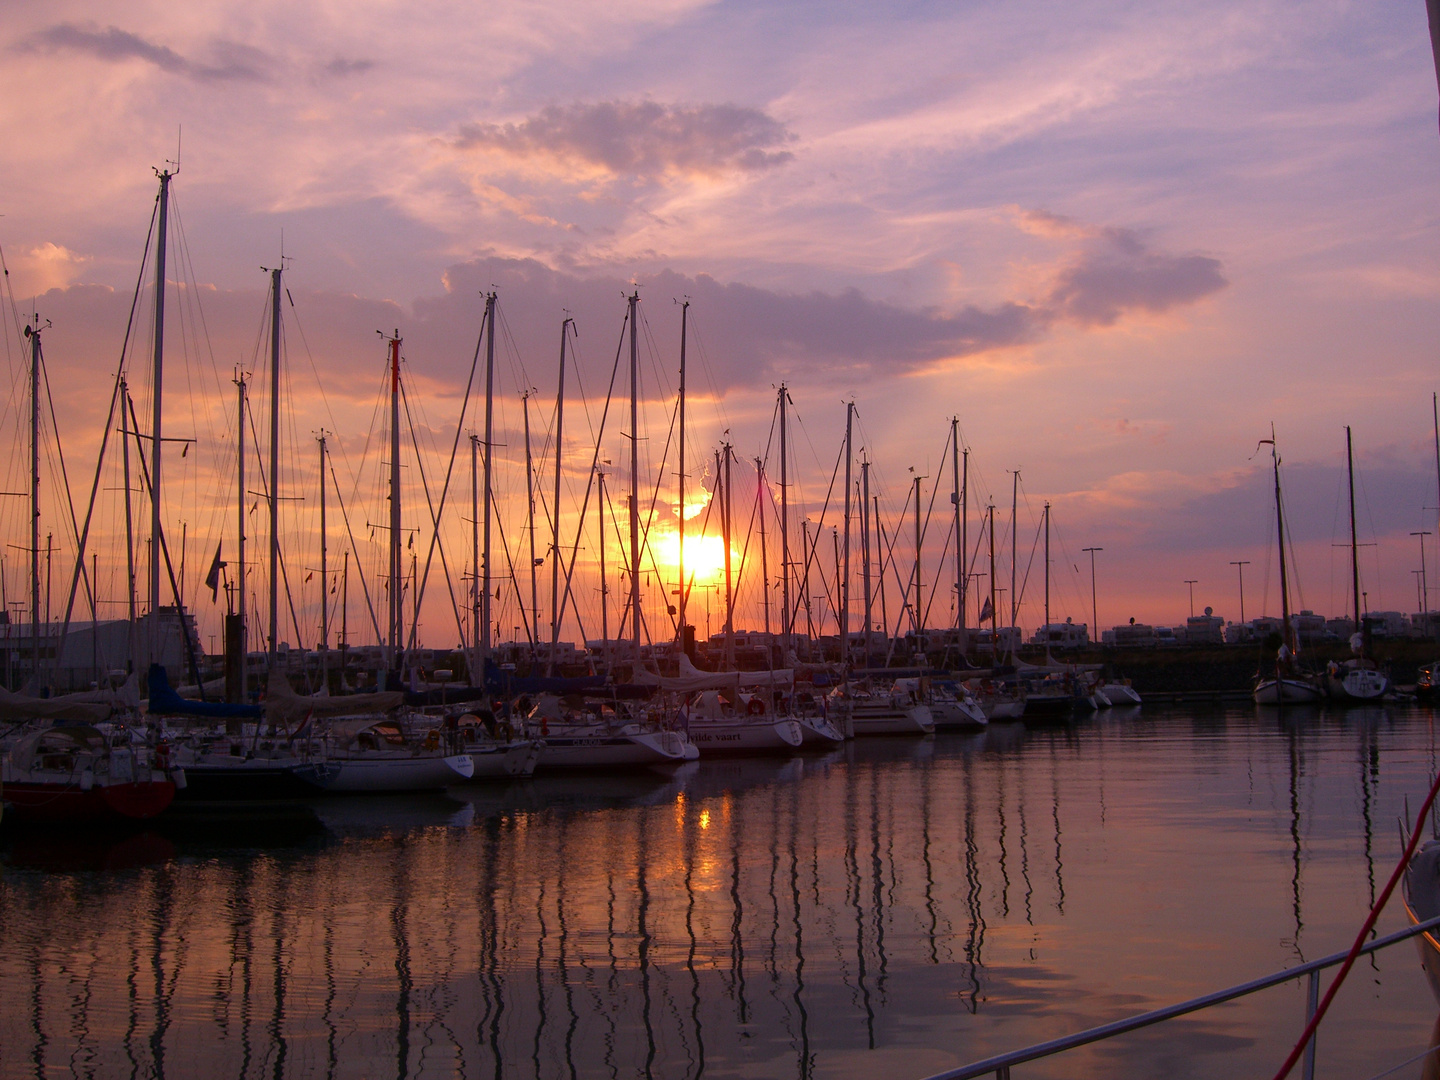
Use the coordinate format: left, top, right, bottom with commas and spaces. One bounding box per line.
3, 779, 176, 823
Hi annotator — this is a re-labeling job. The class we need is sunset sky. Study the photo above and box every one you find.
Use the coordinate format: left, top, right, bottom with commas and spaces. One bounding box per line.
1, 0, 1438, 653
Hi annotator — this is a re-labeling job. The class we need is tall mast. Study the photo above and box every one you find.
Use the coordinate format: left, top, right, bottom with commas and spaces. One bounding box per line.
598, 467, 609, 672
714, 445, 723, 638
677, 300, 688, 640
341, 550, 348, 654
1044, 502, 1051, 632
779, 385, 790, 659
549, 318, 571, 675
318, 431, 328, 664
1010, 470, 1019, 654
234, 373, 247, 700
121, 376, 137, 672
1269, 429, 1292, 652
387, 331, 402, 668
1347, 426, 1360, 633
989, 503, 997, 644
267, 267, 281, 670
28, 320, 41, 684
962, 448, 969, 632
470, 433, 480, 670
842, 402, 852, 666
875, 493, 887, 650
913, 473, 923, 645
523, 389, 537, 653
721, 445, 735, 666
481, 291, 497, 670
951, 419, 962, 634
861, 457, 872, 661
801, 520, 813, 643
628, 291, 641, 661
758, 458, 771, 642
149, 169, 170, 665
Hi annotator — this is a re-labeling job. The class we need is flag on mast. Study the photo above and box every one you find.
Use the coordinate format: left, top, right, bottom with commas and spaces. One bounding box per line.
205, 543, 226, 601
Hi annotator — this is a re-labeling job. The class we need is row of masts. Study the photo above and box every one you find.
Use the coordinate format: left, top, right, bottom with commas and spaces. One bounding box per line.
14, 171, 1025, 694
21, 172, 1108, 691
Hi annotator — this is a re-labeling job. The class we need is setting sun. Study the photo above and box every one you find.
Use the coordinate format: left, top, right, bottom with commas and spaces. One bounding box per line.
654, 533, 731, 583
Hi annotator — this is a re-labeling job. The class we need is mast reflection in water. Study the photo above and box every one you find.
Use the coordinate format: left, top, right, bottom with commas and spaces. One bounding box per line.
3, 707, 1440, 1079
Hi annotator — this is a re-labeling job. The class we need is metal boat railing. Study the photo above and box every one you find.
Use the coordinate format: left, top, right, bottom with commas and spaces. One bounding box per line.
921, 913, 1440, 1080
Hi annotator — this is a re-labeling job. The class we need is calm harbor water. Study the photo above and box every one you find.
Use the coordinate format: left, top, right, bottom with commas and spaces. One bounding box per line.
3, 706, 1440, 1079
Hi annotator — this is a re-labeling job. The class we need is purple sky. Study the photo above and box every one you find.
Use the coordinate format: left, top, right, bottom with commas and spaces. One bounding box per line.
2, 1, 1439, 651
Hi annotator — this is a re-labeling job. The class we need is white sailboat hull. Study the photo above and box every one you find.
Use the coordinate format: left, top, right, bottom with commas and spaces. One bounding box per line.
974, 693, 1026, 720
535, 729, 692, 769
327, 752, 474, 792
928, 697, 988, 729
685, 718, 804, 753
1253, 677, 1323, 705
1327, 668, 1389, 702
1405, 840, 1440, 1007
847, 703, 934, 736
1099, 683, 1142, 706
794, 715, 846, 745
466, 740, 542, 779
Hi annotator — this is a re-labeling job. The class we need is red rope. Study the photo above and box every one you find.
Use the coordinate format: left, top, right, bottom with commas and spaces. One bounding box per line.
1272, 766, 1440, 1080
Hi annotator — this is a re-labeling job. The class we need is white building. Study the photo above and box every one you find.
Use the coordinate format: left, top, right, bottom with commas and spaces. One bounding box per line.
1363, 611, 1411, 639
1186, 611, 1225, 645
0, 608, 198, 692
1029, 620, 1090, 649
1106, 621, 1157, 648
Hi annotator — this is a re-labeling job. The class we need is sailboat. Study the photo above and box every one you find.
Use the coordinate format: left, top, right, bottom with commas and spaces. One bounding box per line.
523, 692, 697, 768
0, 265, 180, 823
1326, 427, 1389, 702
1, 723, 177, 823
1253, 428, 1324, 705
1404, 838, 1440, 1006
1417, 394, 1440, 702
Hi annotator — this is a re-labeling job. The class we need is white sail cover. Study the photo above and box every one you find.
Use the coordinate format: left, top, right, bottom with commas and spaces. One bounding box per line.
0, 685, 111, 723
264, 670, 403, 724
631, 654, 795, 693
61, 672, 141, 710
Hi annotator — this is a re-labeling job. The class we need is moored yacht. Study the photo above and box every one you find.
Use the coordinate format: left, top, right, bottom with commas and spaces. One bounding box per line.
321, 717, 474, 792
2, 724, 179, 823
1326, 428, 1391, 704
1252, 428, 1325, 706
829, 682, 934, 735
681, 690, 804, 754
525, 694, 696, 768
1099, 680, 1143, 707
888, 676, 987, 729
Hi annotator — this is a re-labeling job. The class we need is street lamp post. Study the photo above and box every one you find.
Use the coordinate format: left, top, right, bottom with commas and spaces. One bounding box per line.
1083, 547, 1102, 647
1184, 579, 1198, 619
1230, 561, 1250, 626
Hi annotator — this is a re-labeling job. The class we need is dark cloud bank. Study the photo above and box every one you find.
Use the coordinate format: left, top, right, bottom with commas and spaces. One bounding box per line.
18, 23, 373, 83
37, 226, 1226, 407
455, 101, 796, 178
1047, 227, 1225, 327
21, 22, 271, 81
400, 226, 1224, 390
